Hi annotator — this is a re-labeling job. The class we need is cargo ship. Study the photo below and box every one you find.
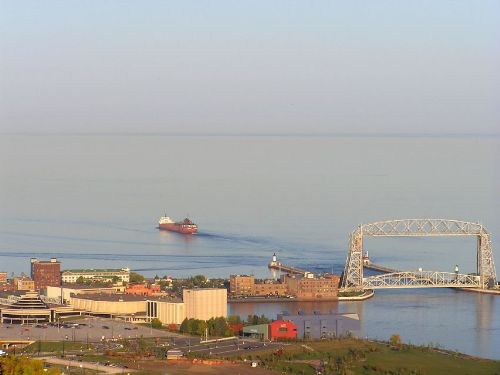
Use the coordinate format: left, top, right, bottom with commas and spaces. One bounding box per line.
158, 215, 198, 234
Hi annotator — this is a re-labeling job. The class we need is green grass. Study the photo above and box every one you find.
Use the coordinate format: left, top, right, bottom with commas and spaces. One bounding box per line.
237, 338, 500, 375
23, 341, 91, 354
359, 345, 500, 375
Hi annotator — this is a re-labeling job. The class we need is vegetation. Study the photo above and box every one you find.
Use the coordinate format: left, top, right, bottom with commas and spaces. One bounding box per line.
246, 314, 270, 325
338, 290, 366, 297
150, 318, 162, 329
227, 315, 242, 324
235, 337, 500, 375
23, 341, 90, 354
74, 276, 113, 286
0, 356, 60, 374
179, 316, 232, 337
129, 272, 145, 283
169, 274, 227, 296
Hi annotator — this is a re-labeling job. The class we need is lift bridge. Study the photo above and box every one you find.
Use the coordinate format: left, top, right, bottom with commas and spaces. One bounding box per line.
341, 219, 497, 291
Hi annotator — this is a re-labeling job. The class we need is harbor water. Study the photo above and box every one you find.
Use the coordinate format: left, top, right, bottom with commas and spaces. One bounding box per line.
0, 134, 499, 358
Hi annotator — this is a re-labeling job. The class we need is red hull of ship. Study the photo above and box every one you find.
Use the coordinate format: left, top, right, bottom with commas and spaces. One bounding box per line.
159, 223, 198, 234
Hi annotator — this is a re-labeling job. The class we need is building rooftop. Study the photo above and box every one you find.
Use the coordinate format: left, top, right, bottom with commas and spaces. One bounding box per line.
71, 293, 182, 303
63, 268, 129, 273
59, 283, 121, 290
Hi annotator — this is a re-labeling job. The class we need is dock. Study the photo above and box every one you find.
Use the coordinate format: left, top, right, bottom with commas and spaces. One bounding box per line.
268, 261, 307, 276
364, 262, 399, 273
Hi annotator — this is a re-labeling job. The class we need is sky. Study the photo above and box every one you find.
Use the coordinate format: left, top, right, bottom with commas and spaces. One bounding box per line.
0, 1, 499, 135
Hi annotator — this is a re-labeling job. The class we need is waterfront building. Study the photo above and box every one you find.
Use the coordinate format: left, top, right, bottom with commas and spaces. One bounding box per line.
277, 311, 360, 339
61, 268, 130, 284
229, 275, 255, 296
31, 258, 61, 290
183, 288, 227, 320
242, 324, 269, 341
268, 320, 298, 341
0, 291, 77, 324
284, 274, 340, 300
253, 280, 288, 297
0, 272, 7, 284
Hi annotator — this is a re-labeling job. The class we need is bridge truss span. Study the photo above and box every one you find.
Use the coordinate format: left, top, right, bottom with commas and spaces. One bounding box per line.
341, 219, 497, 290
363, 271, 481, 289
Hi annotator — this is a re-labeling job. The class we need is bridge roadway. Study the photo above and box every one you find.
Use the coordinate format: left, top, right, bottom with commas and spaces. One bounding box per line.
363, 270, 481, 289
363, 262, 481, 289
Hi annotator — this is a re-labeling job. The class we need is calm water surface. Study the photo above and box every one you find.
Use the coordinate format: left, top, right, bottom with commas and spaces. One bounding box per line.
0, 134, 499, 358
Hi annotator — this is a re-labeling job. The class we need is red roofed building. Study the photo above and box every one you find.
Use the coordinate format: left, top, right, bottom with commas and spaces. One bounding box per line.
268, 320, 297, 341
126, 283, 161, 296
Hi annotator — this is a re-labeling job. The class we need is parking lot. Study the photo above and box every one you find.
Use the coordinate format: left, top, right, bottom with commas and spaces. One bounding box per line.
0, 316, 285, 359
0, 316, 174, 343
168, 336, 285, 357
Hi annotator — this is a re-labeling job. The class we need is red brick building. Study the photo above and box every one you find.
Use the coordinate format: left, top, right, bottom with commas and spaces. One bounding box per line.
30, 258, 61, 291
125, 283, 161, 296
268, 320, 297, 341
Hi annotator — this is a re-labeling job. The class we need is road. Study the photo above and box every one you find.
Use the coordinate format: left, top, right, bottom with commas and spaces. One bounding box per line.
40, 356, 133, 374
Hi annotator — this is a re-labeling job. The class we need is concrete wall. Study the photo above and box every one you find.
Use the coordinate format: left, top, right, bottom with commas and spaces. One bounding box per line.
183, 288, 227, 321
156, 301, 185, 325
70, 297, 146, 315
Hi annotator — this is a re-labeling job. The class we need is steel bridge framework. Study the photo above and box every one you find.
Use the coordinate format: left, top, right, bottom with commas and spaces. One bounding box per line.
341, 219, 497, 290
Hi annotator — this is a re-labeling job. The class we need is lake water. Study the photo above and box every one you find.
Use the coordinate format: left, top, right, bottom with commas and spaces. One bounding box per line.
0, 134, 499, 358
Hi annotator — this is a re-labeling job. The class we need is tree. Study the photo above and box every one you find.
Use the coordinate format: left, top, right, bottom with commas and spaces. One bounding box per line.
207, 317, 229, 337
227, 315, 241, 324
150, 318, 162, 329
196, 320, 208, 337
389, 334, 401, 350
179, 318, 191, 334
129, 272, 145, 283
0, 356, 60, 374
247, 314, 270, 325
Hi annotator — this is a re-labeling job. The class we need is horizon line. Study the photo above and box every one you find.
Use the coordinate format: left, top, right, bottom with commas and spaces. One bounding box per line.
1, 131, 499, 138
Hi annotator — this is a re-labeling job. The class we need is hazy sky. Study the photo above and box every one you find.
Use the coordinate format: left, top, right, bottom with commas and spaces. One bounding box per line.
1, 1, 499, 134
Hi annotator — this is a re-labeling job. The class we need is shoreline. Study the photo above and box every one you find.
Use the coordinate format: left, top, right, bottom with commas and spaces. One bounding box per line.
457, 287, 500, 295
228, 290, 375, 303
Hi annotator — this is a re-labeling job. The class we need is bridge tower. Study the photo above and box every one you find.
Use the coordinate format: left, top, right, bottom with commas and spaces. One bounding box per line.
341, 219, 497, 290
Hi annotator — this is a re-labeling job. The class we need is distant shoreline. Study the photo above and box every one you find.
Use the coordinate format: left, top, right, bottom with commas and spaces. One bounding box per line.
2, 131, 499, 139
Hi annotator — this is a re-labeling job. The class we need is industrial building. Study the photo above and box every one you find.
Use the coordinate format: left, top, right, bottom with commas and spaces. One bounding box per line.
268, 320, 298, 341
242, 320, 298, 341
183, 288, 227, 320
277, 311, 360, 339
242, 323, 269, 341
